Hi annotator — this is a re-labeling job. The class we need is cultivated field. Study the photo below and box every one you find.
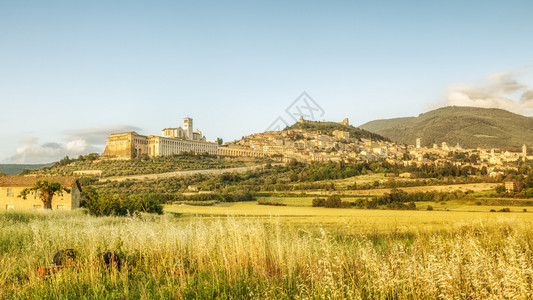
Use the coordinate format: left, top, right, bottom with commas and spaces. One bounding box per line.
103, 164, 269, 182
2, 206, 533, 299
167, 201, 533, 233
288, 182, 498, 196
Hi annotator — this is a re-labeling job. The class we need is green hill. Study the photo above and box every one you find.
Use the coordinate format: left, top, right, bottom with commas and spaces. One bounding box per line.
25, 154, 264, 178
0, 163, 52, 176
358, 106, 533, 148
287, 121, 390, 142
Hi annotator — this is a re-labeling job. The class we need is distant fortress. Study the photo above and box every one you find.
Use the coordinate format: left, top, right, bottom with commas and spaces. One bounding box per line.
103, 118, 264, 159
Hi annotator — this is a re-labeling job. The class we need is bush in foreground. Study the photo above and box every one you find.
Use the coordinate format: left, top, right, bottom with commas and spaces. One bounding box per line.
82, 188, 163, 216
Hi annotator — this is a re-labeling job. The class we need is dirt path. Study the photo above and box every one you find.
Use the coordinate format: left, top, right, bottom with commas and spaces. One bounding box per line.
101, 164, 267, 182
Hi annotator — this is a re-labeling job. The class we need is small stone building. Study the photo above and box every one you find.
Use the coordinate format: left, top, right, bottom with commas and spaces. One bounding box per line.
0, 176, 81, 210
504, 181, 518, 193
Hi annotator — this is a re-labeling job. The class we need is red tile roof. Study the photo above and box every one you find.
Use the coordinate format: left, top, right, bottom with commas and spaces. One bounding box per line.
0, 176, 81, 190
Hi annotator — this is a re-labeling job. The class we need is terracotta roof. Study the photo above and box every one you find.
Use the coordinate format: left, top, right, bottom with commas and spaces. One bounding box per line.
109, 131, 139, 136
0, 176, 81, 190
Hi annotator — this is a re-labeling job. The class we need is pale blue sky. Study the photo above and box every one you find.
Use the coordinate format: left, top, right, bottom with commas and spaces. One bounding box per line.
1, 0, 532, 163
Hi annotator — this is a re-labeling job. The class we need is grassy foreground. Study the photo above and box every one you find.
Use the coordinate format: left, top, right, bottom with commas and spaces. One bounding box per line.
1, 210, 533, 299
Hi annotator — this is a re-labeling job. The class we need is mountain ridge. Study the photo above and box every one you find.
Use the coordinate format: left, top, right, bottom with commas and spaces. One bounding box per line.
0, 163, 52, 176
358, 106, 533, 148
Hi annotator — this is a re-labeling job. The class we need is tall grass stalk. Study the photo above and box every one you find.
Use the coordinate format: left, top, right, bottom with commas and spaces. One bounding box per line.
0, 210, 532, 299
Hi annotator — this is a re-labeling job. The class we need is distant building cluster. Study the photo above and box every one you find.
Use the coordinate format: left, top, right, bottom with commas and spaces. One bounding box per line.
102, 117, 531, 179
103, 118, 220, 159
102, 118, 266, 159
223, 117, 407, 163
228, 120, 530, 177
232, 128, 400, 163
406, 138, 529, 176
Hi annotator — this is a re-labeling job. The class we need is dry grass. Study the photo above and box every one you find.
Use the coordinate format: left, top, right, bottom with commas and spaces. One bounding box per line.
1, 209, 533, 299
166, 202, 532, 232
286, 182, 498, 196
253, 196, 533, 213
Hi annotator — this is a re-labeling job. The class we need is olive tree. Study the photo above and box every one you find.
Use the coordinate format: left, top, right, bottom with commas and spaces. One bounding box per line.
19, 180, 71, 210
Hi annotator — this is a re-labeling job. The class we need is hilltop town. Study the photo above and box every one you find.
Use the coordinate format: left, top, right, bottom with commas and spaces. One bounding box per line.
101, 116, 530, 179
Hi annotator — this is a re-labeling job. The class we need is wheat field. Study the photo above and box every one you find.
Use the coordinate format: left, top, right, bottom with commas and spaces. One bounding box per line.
1, 209, 533, 299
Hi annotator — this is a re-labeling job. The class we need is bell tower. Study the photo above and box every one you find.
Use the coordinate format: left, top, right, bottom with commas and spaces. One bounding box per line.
183, 118, 193, 139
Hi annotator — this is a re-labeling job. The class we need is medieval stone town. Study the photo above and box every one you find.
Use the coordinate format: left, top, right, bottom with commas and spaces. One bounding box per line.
102, 117, 529, 177
103, 118, 220, 158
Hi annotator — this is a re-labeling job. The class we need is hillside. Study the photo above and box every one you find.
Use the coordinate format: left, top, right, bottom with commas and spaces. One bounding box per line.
26, 154, 265, 178
288, 121, 390, 142
359, 106, 533, 148
0, 163, 52, 176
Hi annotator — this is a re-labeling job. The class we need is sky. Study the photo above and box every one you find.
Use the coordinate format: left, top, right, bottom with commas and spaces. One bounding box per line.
1, 0, 533, 163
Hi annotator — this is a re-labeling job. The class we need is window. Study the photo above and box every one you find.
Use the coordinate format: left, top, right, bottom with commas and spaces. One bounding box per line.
56, 205, 65, 210
6, 205, 15, 210
6, 188, 14, 197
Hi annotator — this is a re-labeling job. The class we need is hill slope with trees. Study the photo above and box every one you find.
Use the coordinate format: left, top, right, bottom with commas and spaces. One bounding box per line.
287, 121, 390, 142
0, 163, 52, 176
26, 154, 266, 178
358, 106, 533, 148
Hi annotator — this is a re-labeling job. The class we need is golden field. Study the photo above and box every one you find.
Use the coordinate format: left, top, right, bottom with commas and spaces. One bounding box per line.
2, 200, 533, 299
166, 200, 532, 233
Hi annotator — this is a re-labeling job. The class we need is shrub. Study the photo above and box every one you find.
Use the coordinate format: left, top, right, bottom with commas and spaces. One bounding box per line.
426, 205, 433, 211
312, 198, 325, 207
173, 200, 219, 206
129, 194, 164, 215
387, 202, 417, 210
377, 189, 469, 205
82, 188, 163, 216
325, 195, 342, 208
498, 208, 511, 212
495, 185, 506, 194
79, 176, 99, 186
353, 198, 379, 209
228, 191, 255, 202
257, 198, 286, 206
365, 199, 379, 209
312, 196, 350, 208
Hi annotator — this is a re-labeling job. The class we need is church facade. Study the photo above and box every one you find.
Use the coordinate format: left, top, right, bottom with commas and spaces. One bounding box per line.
103, 118, 219, 159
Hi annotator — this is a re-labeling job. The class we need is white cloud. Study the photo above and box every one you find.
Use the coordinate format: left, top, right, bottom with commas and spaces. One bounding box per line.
18, 136, 39, 145
5, 125, 141, 164
443, 71, 533, 114
521, 89, 533, 103
10, 140, 88, 164
62, 125, 141, 145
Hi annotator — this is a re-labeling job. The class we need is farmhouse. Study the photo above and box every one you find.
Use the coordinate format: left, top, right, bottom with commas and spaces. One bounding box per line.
0, 177, 81, 210
504, 181, 518, 193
